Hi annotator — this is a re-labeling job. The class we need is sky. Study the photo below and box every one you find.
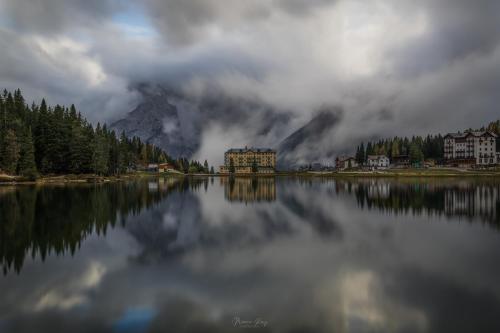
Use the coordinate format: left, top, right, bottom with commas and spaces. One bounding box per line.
0, 0, 500, 157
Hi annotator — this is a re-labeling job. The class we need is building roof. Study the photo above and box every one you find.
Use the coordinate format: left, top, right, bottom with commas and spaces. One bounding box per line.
444, 131, 497, 139
226, 147, 275, 153
336, 156, 355, 162
367, 155, 389, 160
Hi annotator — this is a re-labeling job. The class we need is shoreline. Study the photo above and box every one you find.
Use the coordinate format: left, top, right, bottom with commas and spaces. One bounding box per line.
3, 168, 500, 185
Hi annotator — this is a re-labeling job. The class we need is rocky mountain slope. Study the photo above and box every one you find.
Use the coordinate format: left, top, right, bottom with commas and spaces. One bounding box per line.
277, 108, 342, 169
111, 84, 291, 160
111, 86, 200, 158
111, 85, 344, 167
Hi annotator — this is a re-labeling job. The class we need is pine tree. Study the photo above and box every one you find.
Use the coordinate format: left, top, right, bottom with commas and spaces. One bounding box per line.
18, 128, 38, 179
93, 124, 109, 175
2, 130, 20, 174
69, 124, 88, 174
409, 143, 424, 165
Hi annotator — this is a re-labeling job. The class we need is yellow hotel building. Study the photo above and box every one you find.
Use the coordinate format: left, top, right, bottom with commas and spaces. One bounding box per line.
220, 147, 276, 174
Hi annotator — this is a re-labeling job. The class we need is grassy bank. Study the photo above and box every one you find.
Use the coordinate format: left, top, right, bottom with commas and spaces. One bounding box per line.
0, 172, 173, 185
283, 168, 500, 178
4, 167, 500, 185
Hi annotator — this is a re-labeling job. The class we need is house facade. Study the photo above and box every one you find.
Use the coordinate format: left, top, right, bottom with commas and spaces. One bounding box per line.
158, 163, 175, 173
335, 156, 358, 170
391, 155, 410, 168
219, 147, 276, 174
444, 131, 498, 166
367, 155, 390, 169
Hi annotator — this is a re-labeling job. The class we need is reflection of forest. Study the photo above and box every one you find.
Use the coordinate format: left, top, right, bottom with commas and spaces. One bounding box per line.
0, 177, 206, 274
335, 179, 500, 226
221, 177, 276, 203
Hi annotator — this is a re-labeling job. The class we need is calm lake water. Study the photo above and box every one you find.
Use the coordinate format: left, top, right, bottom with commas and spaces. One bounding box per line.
1, 177, 500, 333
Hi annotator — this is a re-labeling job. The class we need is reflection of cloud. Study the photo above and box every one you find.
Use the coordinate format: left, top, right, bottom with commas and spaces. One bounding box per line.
340, 271, 384, 327
314, 270, 428, 332
34, 261, 106, 312
3, 179, 500, 332
34, 292, 86, 312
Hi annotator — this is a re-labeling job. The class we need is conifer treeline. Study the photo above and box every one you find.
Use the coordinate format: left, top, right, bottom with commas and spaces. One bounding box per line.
0, 89, 172, 178
355, 135, 445, 164
355, 119, 500, 165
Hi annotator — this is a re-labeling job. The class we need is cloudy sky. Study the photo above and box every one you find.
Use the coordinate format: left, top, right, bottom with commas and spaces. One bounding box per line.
0, 0, 499, 150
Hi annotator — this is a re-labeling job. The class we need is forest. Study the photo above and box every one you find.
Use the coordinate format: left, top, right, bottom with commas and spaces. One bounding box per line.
0, 89, 211, 178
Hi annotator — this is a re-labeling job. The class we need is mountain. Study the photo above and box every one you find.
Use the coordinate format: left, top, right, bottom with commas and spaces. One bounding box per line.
111, 85, 200, 158
277, 108, 342, 169
111, 84, 292, 160
111, 84, 344, 166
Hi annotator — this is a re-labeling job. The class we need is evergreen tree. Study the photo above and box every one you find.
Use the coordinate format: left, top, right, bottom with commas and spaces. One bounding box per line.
18, 127, 38, 179
409, 143, 424, 165
93, 124, 109, 175
2, 130, 19, 174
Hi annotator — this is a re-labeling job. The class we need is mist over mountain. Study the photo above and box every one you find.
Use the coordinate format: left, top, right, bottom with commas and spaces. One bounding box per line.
110, 84, 293, 162
111, 85, 200, 158
2, 0, 500, 166
277, 108, 342, 169
110, 84, 348, 166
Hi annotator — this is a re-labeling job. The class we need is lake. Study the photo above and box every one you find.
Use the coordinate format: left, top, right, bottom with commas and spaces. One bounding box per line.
1, 177, 500, 333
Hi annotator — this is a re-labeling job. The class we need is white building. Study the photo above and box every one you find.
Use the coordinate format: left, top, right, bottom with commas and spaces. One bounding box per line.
367, 155, 390, 169
444, 131, 498, 166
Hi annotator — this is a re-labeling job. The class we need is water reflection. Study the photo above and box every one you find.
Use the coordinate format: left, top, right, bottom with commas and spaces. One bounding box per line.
333, 179, 500, 226
222, 177, 276, 203
0, 178, 189, 274
1, 177, 500, 333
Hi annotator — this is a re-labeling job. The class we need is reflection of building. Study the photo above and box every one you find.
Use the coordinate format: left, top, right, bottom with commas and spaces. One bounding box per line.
337, 179, 500, 225
220, 147, 276, 174
444, 131, 498, 166
221, 177, 276, 202
444, 186, 499, 222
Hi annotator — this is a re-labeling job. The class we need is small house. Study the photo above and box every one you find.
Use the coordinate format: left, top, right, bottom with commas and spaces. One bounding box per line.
367, 155, 390, 169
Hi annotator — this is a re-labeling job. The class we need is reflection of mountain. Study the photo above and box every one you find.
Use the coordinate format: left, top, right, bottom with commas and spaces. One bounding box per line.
336, 179, 500, 226
221, 177, 276, 203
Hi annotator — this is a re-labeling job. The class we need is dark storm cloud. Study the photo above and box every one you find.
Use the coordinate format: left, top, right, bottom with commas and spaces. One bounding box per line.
390, 0, 500, 76
0, 0, 121, 33
1, 0, 500, 154
143, 0, 338, 45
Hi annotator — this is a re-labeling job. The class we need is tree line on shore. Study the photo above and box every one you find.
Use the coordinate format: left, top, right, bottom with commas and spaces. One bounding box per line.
354, 119, 500, 165
0, 89, 212, 178
355, 135, 445, 165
